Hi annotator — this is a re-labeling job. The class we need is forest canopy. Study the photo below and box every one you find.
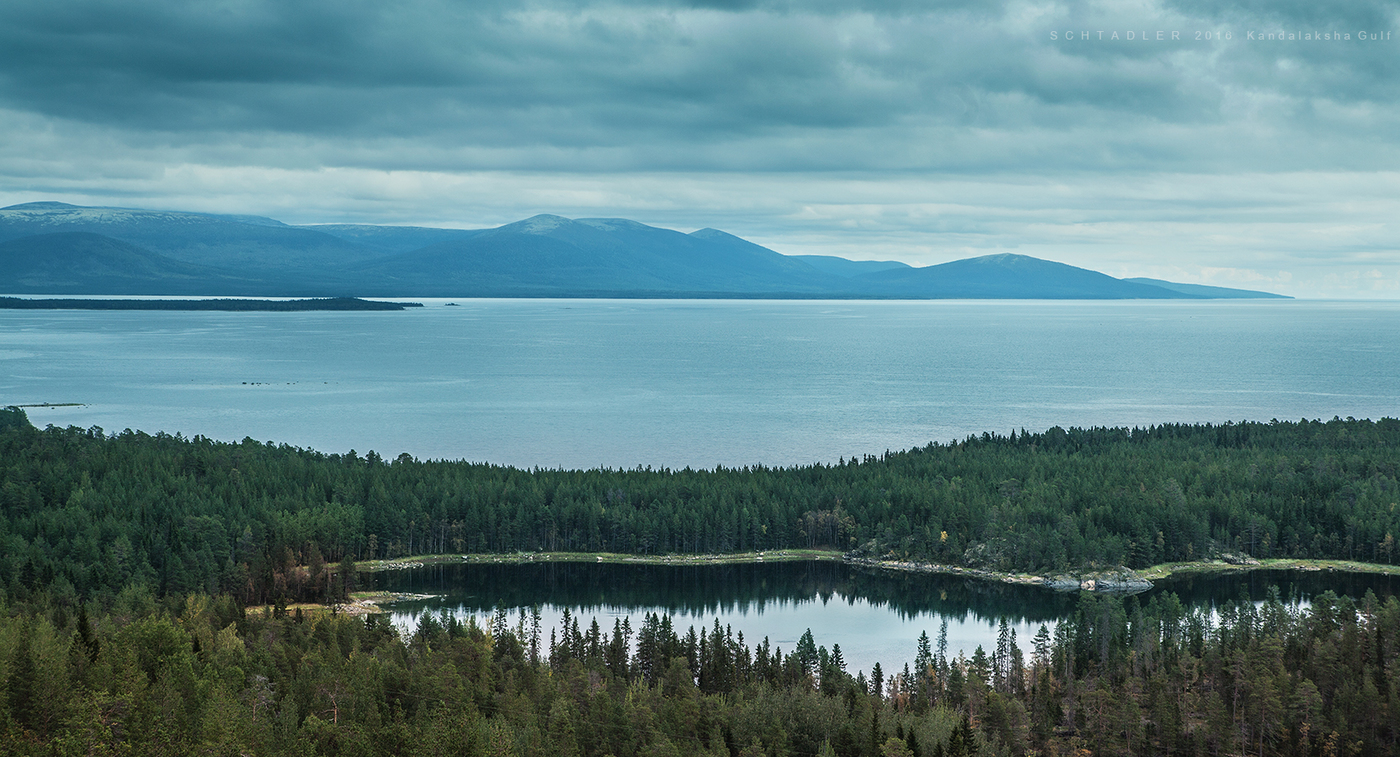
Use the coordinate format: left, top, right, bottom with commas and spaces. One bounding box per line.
2, 406, 1397, 606
3, 405, 1399, 755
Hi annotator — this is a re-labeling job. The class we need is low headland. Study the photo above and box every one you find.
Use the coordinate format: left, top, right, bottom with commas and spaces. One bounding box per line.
0, 295, 422, 311
6, 409, 1398, 616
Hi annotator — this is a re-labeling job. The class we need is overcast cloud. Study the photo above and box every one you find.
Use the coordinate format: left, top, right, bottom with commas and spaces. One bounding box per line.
0, 0, 1397, 297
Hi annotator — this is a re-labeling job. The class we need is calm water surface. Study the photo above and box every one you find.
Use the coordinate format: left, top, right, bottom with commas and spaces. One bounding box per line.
11, 299, 1398, 669
369, 561, 1400, 676
4, 299, 1399, 468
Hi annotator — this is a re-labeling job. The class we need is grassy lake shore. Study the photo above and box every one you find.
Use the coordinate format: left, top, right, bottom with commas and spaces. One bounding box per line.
353, 548, 846, 572
246, 591, 441, 618
350, 550, 1400, 592
1137, 557, 1400, 581
248, 553, 1400, 622
304, 553, 1400, 618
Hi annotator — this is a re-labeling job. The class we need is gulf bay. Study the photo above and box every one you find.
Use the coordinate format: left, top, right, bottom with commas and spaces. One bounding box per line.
3, 299, 1399, 469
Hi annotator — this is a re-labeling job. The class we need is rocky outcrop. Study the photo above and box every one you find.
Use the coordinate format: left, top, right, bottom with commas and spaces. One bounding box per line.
843, 555, 1154, 593
1043, 569, 1152, 594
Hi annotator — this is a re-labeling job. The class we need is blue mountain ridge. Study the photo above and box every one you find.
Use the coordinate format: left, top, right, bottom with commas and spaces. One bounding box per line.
0, 203, 1289, 299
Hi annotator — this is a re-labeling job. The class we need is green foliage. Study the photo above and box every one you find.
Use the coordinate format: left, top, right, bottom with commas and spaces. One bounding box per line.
0, 584, 1394, 756
0, 406, 29, 433
4, 412, 1400, 752
4, 417, 1400, 606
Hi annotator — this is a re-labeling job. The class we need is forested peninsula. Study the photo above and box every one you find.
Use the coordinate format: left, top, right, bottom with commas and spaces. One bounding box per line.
0, 296, 421, 311
3, 407, 1398, 604
3, 407, 1400, 756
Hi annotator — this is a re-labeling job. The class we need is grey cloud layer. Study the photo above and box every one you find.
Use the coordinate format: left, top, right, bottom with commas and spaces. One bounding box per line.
1, 0, 1396, 297
1, 0, 1395, 173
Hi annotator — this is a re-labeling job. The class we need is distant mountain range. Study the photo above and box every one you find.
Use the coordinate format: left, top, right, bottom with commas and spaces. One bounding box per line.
0, 202, 1290, 299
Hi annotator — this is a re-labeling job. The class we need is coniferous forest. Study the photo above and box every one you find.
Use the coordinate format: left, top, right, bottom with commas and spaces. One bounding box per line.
2, 406, 1399, 755
3, 407, 1398, 605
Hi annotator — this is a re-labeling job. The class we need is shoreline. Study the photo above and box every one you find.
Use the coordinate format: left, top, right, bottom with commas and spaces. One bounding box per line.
1137, 557, 1400, 580
353, 548, 845, 573
0, 296, 422, 311
348, 550, 1400, 595
247, 591, 441, 618
275, 554, 1400, 618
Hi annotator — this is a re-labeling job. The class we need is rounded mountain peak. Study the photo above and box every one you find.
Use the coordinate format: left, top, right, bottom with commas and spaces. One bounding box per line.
511, 214, 573, 233
1, 201, 82, 211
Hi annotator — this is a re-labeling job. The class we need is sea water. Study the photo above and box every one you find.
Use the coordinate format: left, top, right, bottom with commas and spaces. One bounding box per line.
3, 298, 1398, 468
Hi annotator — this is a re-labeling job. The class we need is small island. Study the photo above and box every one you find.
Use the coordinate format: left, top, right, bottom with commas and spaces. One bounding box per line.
0, 296, 423, 311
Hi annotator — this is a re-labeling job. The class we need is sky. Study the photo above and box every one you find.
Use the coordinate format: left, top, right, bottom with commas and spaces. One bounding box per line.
0, 0, 1397, 298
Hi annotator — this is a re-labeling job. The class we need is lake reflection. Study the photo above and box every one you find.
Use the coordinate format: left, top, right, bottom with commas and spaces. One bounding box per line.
370, 560, 1041, 675
1146, 568, 1400, 607
367, 561, 1400, 676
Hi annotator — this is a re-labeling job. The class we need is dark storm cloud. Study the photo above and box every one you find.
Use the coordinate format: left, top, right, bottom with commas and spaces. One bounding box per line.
1, 0, 1399, 298
0, 0, 1392, 175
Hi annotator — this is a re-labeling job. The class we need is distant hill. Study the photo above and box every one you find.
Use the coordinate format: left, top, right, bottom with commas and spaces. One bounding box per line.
350, 215, 842, 296
0, 202, 1292, 299
1123, 277, 1291, 299
0, 232, 268, 295
303, 224, 482, 254
790, 255, 911, 277
0, 202, 388, 288
851, 253, 1198, 299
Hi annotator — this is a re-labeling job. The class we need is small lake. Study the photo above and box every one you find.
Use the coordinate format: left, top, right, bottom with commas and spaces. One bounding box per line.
366, 561, 1400, 676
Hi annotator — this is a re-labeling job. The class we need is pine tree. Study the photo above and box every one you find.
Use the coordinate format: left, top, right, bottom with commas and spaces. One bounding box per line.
76, 602, 99, 663
8, 616, 38, 731
530, 605, 543, 664
915, 630, 932, 674
1009, 628, 1025, 698
869, 698, 881, 755
547, 697, 581, 757
1032, 624, 1052, 671
935, 620, 949, 679
970, 645, 991, 684
994, 619, 1012, 693
796, 628, 819, 679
